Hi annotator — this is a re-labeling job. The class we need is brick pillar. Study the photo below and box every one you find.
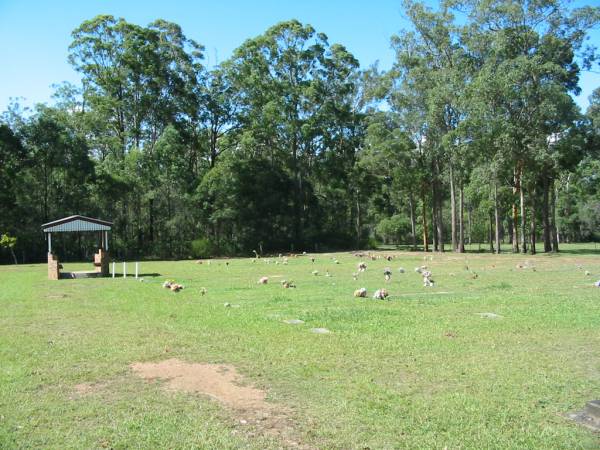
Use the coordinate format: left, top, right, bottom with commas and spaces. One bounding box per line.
94, 248, 109, 276
48, 253, 60, 280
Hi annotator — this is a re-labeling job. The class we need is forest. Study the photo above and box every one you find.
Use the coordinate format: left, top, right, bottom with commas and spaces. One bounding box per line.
1, 0, 600, 263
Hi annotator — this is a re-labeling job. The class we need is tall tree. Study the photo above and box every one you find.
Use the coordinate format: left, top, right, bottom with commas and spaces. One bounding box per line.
225, 20, 361, 249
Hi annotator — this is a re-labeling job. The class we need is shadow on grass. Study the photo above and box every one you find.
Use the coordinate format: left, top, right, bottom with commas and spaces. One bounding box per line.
111, 273, 162, 278
380, 244, 600, 256
60, 272, 162, 279
550, 248, 600, 255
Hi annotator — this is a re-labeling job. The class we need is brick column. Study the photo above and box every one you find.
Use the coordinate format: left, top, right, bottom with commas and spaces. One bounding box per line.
48, 253, 60, 280
94, 248, 109, 276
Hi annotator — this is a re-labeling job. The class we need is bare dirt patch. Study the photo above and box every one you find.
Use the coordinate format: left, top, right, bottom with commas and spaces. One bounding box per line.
130, 358, 308, 448
130, 359, 266, 409
71, 381, 107, 398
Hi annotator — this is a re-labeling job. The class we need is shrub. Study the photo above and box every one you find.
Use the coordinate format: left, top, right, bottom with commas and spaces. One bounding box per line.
190, 238, 214, 259
365, 237, 381, 249
375, 215, 411, 244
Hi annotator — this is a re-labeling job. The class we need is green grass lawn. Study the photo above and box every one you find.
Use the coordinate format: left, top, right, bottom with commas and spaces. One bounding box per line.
1, 245, 599, 449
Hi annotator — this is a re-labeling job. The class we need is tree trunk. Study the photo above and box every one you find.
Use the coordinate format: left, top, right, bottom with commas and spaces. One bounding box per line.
291, 131, 301, 248
551, 181, 559, 252
468, 206, 472, 246
530, 190, 536, 255
520, 171, 527, 254
494, 181, 501, 254
437, 198, 444, 252
431, 175, 438, 251
542, 176, 552, 252
355, 189, 361, 248
512, 165, 520, 253
450, 163, 457, 252
149, 198, 154, 243
409, 193, 417, 250
167, 185, 172, 256
431, 205, 438, 251
435, 161, 444, 253
10, 247, 18, 264
210, 128, 218, 168
489, 212, 495, 253
421, 185, 429, 252
458, 183, 465, 252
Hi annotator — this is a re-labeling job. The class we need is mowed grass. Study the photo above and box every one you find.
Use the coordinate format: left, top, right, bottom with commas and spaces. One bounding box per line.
1, 245, 600, 449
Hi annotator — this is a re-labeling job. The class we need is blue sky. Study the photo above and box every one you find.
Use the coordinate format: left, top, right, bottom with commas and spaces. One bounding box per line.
0, 0, 598, 114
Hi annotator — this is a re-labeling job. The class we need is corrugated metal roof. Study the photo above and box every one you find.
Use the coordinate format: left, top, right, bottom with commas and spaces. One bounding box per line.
42, 215, 112, 233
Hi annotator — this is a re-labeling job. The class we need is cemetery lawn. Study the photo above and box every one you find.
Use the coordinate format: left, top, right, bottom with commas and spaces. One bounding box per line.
1, 245, 599, 449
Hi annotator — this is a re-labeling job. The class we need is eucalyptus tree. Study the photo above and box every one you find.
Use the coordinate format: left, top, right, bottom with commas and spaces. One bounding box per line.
0, 106, 95, 260
461, 30, 522, 253
225, 20, 361, 248
68, 15, 204, 158
67, 16, 206, 257
361, 112, 419, 249
389, 0, 473, 252
196, 153, 295, 254
20, 106, 94, 222
588, 87, 600, 151
200, 66, 242, 168
139, 125, 195, 254
455, 0, 600, 253
0, 124, 26, 236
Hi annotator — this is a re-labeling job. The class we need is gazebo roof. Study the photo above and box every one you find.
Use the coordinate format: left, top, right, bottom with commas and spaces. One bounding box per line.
42, 215, 112, 233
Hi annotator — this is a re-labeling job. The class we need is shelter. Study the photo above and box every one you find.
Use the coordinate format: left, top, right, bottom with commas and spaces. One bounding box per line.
42, 215, 112, 280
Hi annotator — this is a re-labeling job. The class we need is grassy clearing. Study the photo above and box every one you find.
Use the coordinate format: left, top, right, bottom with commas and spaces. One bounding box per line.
1, 245, 600, 449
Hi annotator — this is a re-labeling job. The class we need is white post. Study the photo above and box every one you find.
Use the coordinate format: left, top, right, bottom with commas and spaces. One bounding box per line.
48, 233, 52, 253
105, 231, 109, 251
135, 262, 139, 279
123, 262, 127, 278
112, 261, 115, 278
